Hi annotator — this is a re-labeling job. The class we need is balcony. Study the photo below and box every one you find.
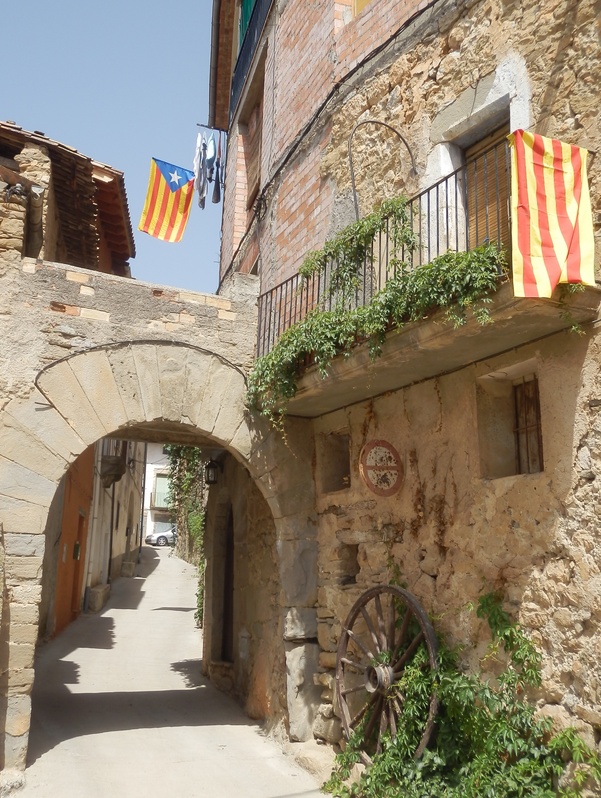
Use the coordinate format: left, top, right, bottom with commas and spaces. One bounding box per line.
256, 139, 601, 417
150, 489, 169, 509
258, 138, 513, 358
230, 0, 274, 122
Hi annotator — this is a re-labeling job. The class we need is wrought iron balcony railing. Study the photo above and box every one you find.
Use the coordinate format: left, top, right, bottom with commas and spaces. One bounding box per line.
230, 0, 274, 122
256, 138, 511, 358
150, 489, 169, 509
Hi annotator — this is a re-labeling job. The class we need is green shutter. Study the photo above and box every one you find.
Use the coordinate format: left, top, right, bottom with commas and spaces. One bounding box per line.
240, 0, 257, 44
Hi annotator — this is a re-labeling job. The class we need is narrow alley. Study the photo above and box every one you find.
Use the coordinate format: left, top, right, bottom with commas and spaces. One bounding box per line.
17, 547, 325, 798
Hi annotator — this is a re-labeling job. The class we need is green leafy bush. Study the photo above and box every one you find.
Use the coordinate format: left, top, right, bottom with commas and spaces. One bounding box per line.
247, 238, 506, 426
324, 594, 601, 798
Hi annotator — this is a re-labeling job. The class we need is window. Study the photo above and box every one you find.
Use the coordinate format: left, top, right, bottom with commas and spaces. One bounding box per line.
464, 125, 511, 251
239, 0, 257, 46
153, 474, 170, 508
477, 362, 544, 479
318, 431, 351, 493
513, 376, 543, 474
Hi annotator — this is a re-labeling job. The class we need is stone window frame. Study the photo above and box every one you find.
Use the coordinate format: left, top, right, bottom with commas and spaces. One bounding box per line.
426, 53, 532, 197
476, 358, 545, 480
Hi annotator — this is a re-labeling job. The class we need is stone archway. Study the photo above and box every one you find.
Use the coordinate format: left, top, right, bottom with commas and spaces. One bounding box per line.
0, 339, 318, 778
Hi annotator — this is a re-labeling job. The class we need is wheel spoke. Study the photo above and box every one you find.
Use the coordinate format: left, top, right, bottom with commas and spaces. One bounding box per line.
394, 630, 424, 672
363, 694, 383, 744
347, 627, 376, 660
387, 596, 396, 652
392, 607, 413, 661
340, 656, 366, 672
376, 700, 388, 755
374, 593, 387, 650
341, 683, 368, 697
360, 605, 382, 653
349, 691, 379, 729
388, 702, 398, 739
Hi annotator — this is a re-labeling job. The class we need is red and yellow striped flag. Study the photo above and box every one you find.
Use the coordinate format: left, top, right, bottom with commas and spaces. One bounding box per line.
138, 158, 195, 243
509, 129, 595, 298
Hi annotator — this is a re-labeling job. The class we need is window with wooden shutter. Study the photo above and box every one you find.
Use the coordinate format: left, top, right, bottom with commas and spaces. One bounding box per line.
243, 98, 262, 210
513, 376, 543, 475
464, 126, 510, 251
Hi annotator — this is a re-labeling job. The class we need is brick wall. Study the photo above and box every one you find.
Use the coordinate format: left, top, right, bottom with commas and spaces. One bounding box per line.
219, 0, 426, 287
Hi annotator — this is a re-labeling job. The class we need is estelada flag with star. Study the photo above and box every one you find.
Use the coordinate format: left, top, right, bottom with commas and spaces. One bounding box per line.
138, 158, 195, 243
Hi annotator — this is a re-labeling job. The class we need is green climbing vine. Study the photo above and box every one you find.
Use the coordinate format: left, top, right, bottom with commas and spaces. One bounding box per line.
247, 217, 506, 426
165, 445, 206, 627
324, 592, 601, 798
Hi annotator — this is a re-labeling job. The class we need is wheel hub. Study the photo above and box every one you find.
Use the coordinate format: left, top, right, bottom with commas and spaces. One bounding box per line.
365, 662, 395, 693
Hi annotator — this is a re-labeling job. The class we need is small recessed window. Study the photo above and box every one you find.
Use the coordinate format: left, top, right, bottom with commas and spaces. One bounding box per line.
477, 363, 544, 479
319, 432, 351, 493
513, 376, 543, 474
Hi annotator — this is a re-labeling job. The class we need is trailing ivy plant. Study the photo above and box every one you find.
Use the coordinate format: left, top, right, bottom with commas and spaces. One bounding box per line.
299, 196, 417, 300
165, 445, 207, 626
323, 593, 601, 798
247, 235, 506, 426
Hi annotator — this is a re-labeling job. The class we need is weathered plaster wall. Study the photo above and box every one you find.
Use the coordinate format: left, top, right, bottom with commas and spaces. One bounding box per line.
310, 325, 601, 744
203, 456, 287, 724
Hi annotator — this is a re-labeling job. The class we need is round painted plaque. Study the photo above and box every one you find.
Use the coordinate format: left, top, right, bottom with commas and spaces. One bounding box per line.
359, 440, 403, 497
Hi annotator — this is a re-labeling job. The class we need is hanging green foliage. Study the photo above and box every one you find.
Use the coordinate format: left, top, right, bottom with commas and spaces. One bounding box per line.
164, 445, 206, 626
324, 592, 601, 798
247, 234, 506, 426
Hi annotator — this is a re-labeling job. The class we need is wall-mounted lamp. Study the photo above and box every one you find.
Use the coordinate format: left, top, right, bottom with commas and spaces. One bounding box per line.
205, 459, 221, 485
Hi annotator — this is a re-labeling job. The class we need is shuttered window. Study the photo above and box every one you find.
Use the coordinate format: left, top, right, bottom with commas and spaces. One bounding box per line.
513, 376, 543, 474
465, 126, 510, 251
240, 0, 258, 45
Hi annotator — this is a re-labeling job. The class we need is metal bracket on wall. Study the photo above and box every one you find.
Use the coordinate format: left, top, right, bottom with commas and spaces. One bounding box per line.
348, 120, 418, 220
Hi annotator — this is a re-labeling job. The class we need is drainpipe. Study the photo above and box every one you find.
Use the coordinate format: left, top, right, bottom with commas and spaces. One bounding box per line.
83, 443, 104, 606
208, 0, 222, 127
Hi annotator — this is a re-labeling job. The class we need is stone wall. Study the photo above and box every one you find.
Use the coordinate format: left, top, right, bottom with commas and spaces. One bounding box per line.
203, 455, 287, 724
309, 324, 601, 743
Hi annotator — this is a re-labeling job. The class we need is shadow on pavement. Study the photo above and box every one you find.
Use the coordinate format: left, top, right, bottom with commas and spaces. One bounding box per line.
26, 678, 251, 765
171, 658, 204, 687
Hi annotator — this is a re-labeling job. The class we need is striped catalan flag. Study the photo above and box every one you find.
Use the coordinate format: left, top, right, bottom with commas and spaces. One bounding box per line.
138, 158, 195, 243
509, 129, 595, 298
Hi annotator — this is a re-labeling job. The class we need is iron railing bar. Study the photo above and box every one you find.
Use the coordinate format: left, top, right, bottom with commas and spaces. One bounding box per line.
256, 139, 509, 354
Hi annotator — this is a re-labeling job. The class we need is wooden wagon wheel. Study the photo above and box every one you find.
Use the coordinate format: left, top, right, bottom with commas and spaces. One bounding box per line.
335, 585, 439, 764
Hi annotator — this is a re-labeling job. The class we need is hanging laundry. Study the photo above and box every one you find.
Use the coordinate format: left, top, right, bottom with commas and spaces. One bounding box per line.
212, 132, 222, 204
193, 131, 208, 209
206, 134, 216, 185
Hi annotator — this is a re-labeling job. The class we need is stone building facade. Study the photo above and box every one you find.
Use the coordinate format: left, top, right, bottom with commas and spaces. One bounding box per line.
0, 0, 600, 785
0, 120, 322, 787
209, 0, 601, 757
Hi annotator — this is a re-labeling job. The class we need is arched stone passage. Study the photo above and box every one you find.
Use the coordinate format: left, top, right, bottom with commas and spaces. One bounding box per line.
0, 339, 318, 776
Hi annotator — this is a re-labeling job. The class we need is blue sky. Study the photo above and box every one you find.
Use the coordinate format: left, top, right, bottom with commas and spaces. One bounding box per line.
3, 0, 222, 294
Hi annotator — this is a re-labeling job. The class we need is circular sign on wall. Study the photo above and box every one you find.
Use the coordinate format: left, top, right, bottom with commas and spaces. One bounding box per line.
359, 440, 404, 497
